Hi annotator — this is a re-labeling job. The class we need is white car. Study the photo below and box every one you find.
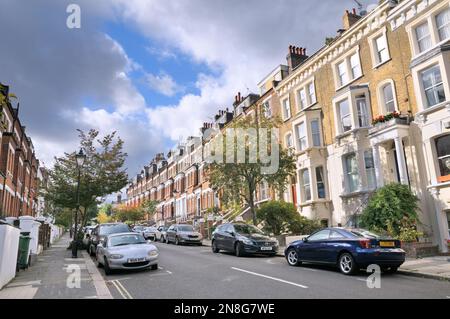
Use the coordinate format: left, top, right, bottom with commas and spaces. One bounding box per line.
143, 227, 158, 240
96, 232, 159, 275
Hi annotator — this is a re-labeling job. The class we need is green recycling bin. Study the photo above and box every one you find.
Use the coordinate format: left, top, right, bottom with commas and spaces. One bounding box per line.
17, 232, 31, 269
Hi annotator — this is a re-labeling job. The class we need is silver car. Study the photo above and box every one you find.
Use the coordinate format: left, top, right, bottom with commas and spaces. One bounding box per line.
95, 232, 159, 275
143, 227, 158, 240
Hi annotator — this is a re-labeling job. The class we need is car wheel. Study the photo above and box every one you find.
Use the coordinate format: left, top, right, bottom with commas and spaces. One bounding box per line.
235, 242, 244, 257
286, 248, 301, 266
160, 236, 164, 243
165, 236, 170, 244
150, 264, 158, 270
103, 257, 112, 275
338, 252, 357, 275
212, 240, 220, 253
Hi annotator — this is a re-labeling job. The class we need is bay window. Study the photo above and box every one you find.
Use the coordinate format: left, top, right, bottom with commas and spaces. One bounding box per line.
344, 153, 359, 193
356, 95, 370, 127
300, 169, 311, 201
435, 135, 450, 182
338, 99, 352, 133
415, 22, 432, 53
364, 150, 376, 189
436, 8, 450, 42
315, 166, 326, 199
311, 119, 321, 147
421, 65, 446, 108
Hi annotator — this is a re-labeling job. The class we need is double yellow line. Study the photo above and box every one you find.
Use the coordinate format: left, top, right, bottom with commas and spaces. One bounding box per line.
111, 280, 133, 299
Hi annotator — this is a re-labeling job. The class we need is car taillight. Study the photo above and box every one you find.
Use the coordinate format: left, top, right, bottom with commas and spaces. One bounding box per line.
359, 240, 371, 249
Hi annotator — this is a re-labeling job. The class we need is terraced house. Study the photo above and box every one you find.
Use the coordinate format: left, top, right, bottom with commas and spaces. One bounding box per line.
0, 84, 40, 218
125, 0, 450, 252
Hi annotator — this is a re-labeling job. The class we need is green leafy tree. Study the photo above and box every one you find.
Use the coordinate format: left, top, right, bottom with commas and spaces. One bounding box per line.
45, 129, 128, 228
141, 200, 159, 222
257, 200, 320, 236
360, 183, 420, 236
208, 116, 296, 225
113, 204, 145, 224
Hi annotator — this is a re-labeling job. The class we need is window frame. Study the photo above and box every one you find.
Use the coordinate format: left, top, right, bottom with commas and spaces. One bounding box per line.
435, 134, 450, 183
332, 46, 363, 90
343, 152, 360, 194
420, 64, 446, 108
315, 166, 326, 199
296, 121, 307, 151
282, 97, 291, 121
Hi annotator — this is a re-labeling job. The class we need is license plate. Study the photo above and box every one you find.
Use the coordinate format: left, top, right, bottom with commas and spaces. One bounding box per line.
379, 241, 395, 247
260, 246, 272, 251
127, 258, 146, 263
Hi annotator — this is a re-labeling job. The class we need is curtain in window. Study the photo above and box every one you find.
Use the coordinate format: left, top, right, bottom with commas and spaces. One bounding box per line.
301, 169, 311, 201
415, 22, 432, 52
344, 153, 359, 193
311, 119, 321, 147
383, 84, 396, 112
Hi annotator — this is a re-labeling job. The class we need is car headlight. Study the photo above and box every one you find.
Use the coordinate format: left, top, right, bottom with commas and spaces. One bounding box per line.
148, 250, 158, 256
241, 237, 254, 245
109, 254, 123, 259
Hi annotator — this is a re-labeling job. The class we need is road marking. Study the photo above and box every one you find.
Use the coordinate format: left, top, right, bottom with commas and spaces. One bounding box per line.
6, 280, 41, 288
231, 267, 308, 289
111, 280, 133, 299
166, 270, 173, 274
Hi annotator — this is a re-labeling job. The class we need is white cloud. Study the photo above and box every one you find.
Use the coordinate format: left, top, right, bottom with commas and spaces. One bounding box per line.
145, 71, 183, 97
113, 0, 355, 141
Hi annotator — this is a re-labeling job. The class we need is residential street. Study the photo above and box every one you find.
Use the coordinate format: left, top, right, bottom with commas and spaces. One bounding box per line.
96, 242, 450, 299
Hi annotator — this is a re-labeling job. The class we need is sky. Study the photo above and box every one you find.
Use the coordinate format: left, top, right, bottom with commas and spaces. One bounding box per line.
0, 0, 376, 189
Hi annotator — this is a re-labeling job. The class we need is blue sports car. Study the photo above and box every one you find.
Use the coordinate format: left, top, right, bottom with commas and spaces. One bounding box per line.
284, 228, 405, 275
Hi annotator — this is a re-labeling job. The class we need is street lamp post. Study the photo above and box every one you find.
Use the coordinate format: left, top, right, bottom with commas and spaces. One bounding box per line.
72, 148, 86, 258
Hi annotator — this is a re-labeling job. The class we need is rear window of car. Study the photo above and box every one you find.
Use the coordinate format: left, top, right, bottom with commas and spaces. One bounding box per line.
99, 224, 130, 235
349, 229, 381, 239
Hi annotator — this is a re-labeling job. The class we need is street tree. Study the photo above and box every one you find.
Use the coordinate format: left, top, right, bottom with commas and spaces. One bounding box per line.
141, 199, 159, 223
45, 129, 128, 228
113, 204, 145, 224
208, 116, 296, 225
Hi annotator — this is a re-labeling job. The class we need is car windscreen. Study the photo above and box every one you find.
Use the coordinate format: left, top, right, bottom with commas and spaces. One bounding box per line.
99, 224, 130, 235
109, 234, 146, 247
234, 224, 264, 235
178, 225, 194, 232
145, 227, 157, 232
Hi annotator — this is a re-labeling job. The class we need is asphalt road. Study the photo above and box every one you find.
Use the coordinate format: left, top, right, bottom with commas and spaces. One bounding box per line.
97, 241, 450, 299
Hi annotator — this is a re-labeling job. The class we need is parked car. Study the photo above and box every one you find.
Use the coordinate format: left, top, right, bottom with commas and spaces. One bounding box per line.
132, 225, 146, 235
95, 232, 159, 275
156, 226, 168, 242
284, 227, 406, 275
211, 223, 279, 257
165, 224, 203, 245
87, 223, 131, 256
143, 226, 158, 240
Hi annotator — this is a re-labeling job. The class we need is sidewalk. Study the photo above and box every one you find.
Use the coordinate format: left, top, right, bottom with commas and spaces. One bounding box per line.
0, 232, 112, 299
398, 256, 450, 281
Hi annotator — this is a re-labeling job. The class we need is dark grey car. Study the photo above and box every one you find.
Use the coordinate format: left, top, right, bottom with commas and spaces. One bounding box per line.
87, 223, 130, 256
165, 224, 203, 245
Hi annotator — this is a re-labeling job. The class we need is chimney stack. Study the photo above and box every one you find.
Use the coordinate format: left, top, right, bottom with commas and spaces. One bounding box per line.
342, 8, 361, 30
286, 45, 308, 73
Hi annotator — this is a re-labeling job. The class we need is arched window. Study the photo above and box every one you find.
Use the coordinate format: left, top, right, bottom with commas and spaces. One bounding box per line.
435, 135, 450, 182
379, 82, 397, 113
